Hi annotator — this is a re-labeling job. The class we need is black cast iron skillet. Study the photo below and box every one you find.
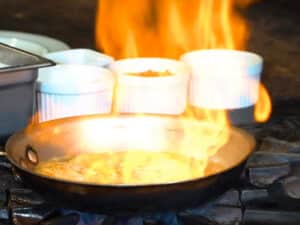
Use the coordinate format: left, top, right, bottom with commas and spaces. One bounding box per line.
4, 115, 255, 214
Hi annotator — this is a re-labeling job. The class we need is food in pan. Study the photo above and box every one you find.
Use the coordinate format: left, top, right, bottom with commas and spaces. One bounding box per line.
34, 151, 210, 185
126, 70, 173, 77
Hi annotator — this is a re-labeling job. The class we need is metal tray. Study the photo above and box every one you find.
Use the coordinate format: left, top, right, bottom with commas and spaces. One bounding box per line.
0, 43, 54, 144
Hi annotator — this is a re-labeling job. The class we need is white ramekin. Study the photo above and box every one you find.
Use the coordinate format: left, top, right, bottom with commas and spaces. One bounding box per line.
181, 49, 263, 110
44, 49, 114, 67
110, 58, 190, 115
36, 64, 114, 122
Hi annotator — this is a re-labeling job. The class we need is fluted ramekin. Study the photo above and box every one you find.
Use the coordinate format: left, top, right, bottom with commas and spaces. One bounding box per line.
181, 49, 263, 110
110, 58, 190, 115
36, 64, 114, 122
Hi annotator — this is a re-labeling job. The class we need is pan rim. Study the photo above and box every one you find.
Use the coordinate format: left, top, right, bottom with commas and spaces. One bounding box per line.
5, 114, 256, 188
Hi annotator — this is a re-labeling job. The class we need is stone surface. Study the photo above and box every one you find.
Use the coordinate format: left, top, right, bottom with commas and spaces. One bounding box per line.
11, 205, 58, 225
259, 137, 300, 153
180, 206, 242, 225
9, 188, 45, 207
247, 163, 291, 187
39, 213, 80, 225
214, 189, 241, 207
241, 189, 276, 207
243, 209, 300, 225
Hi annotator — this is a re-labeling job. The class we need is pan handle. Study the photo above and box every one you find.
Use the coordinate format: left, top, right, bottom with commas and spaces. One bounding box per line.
0, 151, 7, 156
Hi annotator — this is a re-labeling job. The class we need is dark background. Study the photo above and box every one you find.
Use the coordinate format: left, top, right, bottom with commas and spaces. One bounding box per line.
0, 0, 299, 100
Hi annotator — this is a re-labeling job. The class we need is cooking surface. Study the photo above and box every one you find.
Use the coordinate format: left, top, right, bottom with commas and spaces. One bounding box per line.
0, 0, 299, 99
0, 1, 299, 224
0, 100, 299, 225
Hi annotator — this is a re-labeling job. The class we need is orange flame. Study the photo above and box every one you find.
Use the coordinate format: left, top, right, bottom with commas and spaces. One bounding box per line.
79, 115, 231, 181
27, 0, 271, 185
255, 84, 272, 122
95, 0, 249, 59
95, 0, 271, 124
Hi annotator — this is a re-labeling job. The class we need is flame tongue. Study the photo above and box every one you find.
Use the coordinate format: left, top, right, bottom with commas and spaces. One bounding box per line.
78, 116, 231, 182
96, 0, 249, 59
95, 0, 272, 122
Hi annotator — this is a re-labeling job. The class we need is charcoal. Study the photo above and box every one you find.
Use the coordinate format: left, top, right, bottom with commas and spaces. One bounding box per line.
268, 176, 300, 209
179, 206, 242, 225
0, 161, 12, 172
11, 169, 23, 184
11, 205, 58, 225
127, 217, 144, 225
0, 174, 22, 192
143, 219, 161, 225
243, 209, 300, 225
283, 117, 300, 128
0, 155, 10, 163
101, 216, 117, 225
213, 189, 241, 207
0, 220, 11, 225
0, 192, 7, 207
259, 137, 300, 153
40, 213, 80, 225
247, 152, 289, 167
179, 216, 218, 225
251, 117, 300, 142
9, 188, 45, 207
0, 152, 10, 167
240, 189, 276, 207
247, 163, 290, 187
249, 152, 300, 165
70, 211, 105, 225
291, 161, 300, 177
277, 176, 300, 199
152, 212, 180, 225
0, 208, 8, 220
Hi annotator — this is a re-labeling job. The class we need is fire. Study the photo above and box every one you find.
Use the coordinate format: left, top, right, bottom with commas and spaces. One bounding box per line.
27, 0, 271, 185
255, 84, 272, 122
95, 0, 249, 59
95, 0, 272, 122
79, 116, 231, 181
94, 0, 270, 183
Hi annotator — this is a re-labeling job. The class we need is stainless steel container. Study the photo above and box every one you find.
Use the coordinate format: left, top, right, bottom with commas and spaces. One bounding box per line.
0, 43, 54, 144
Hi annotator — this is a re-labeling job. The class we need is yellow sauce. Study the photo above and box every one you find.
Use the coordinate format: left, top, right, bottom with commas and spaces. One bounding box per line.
35, 151, 208, 185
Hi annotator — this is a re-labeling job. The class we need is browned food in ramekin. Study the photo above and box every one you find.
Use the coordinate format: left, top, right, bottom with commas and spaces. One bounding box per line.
126, 70, 173, 77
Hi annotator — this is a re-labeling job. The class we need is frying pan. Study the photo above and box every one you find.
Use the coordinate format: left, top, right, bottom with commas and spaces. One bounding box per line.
5, 115, 255, 214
